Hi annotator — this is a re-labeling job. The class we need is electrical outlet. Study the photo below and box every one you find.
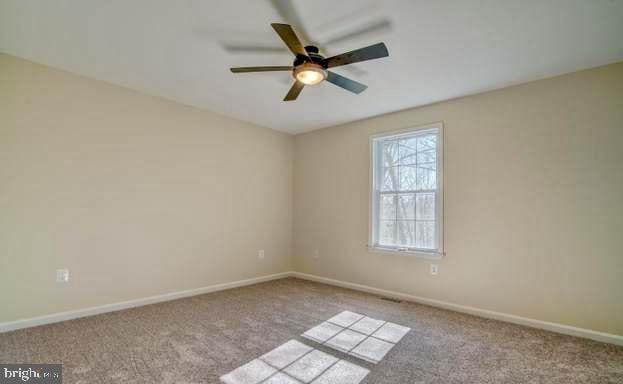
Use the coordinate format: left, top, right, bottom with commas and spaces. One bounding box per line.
430, 264, 439, 275
56, 268, 69, 283
313, 249, 319, 259
258, 249, 265, 260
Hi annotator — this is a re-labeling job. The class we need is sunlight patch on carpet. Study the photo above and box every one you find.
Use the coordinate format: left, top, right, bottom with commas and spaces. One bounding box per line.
302, 311, 411, 364
220, 339, 369, 384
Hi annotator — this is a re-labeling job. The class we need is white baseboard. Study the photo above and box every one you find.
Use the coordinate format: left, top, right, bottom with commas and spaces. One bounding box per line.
4, 270, 622, 346
290, 271, 623, 346
0, 272, 290, 333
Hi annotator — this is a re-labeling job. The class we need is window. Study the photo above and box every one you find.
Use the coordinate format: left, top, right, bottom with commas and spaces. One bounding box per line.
370, 123, 443, 256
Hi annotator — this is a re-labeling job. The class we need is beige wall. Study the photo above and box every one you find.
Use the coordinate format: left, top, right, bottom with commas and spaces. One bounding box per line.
2, 52, 622, 336
0, 54, 293, 322
293, 62, 623, 335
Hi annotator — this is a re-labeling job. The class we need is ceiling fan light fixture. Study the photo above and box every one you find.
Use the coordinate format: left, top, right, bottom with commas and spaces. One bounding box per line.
294, 63, 327, 85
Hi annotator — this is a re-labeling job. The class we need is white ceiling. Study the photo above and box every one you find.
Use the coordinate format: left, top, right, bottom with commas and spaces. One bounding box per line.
1, 0, 622, 134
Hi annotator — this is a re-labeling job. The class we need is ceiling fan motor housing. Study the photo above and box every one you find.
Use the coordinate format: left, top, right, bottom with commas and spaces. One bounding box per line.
304, 45, 319, 54
294, 46, 325, 67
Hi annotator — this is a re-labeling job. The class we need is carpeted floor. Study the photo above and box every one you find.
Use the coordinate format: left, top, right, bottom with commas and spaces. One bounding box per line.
1, 277, 622, 383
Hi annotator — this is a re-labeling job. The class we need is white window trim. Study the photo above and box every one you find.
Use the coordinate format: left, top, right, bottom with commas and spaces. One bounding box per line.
368, 122, 444, 259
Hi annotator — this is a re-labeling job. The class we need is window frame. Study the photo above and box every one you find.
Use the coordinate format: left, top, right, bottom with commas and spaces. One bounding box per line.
368, 122, 444, 259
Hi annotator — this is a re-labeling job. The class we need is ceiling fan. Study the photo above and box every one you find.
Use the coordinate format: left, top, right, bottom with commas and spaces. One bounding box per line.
229, 23, 389, 101
223, 0, 392, 78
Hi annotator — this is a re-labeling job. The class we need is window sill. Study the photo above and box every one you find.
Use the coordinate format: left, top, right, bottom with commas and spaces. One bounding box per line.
367, 245, 444, 260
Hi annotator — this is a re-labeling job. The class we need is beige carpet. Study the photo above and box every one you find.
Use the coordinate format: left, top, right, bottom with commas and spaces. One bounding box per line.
1, 278, 622, 383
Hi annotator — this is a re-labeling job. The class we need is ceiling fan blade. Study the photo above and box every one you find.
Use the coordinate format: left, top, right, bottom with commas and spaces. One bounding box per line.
326, 71, 368, 94
230, 66, 293, 73
222, 44, 289, 54
284, 81, 304, 101
269, 0, 313, 45
322, 42, 389, 69
320, 47, 367, 76
323, 19, 392, 47
271, 23, 309, 58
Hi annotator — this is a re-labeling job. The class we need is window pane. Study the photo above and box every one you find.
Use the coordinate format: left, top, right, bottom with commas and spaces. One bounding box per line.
380, 194, 396, 219
415, 193, 435, 220
417, 135, 437, 151
379, 220, 396, 245
381, 166, 398, 191
397, 194, 415, 219
417, 148, 436, 163
399, 165, 417, 190
382, 141, 399, 168
415, 221, 435, 249
416, 162, 436, 190
397, 220, 416, 246
398, 138, 417, 165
